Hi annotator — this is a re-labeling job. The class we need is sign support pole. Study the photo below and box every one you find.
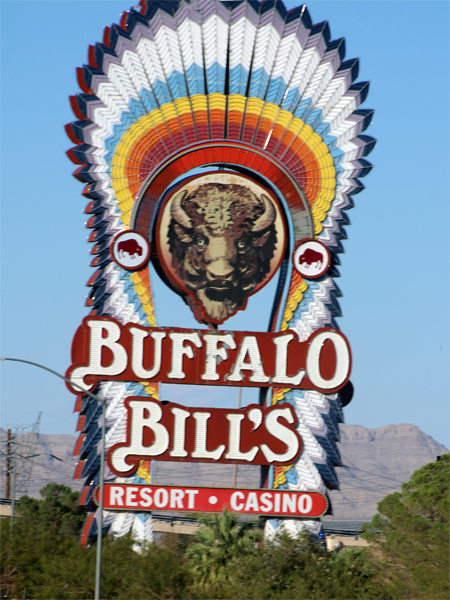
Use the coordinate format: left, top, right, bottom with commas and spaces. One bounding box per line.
0, 357, 106, 600
95, 400, 106, 600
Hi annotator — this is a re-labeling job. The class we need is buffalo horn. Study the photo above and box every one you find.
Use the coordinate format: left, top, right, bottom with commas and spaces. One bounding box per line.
170, 190, 192, 229
252, 194, 276, 232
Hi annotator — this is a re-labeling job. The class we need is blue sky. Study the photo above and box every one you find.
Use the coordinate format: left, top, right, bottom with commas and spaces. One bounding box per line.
1, 0, 449, 448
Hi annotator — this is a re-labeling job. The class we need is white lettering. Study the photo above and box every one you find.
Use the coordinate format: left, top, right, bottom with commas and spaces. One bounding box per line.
227, 336, 269, 383
306, 331, 350, 390
225, 414, 258, 461
230, 491, 245, 511
244, 492, 259, 512
191, 413, 225, 460
139, 488, 153, 508
170, 407, 190, 457
168, 332, 202, 379
126, 486, 139, 507
170, 489, 185, 509
109, 400, 169, 473
274, 493, 281, 513
110, 486, 124, 506
260, 408, 299, 463
282, 493, 297, 513
272, 334, 305, 385
185, 489, 199, 509
154, 488, 169, 508
259, 492, 273, 512
298, 494, 313, 514
201, 333, 236, 380
247, 408, 262, 430
129, 327, 165, 379
70, 320, 127, 391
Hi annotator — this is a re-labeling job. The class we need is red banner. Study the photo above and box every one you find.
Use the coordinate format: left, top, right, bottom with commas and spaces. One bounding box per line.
95, 483, 328, 518
66, 317, 351, 395
107, 399, 302, 475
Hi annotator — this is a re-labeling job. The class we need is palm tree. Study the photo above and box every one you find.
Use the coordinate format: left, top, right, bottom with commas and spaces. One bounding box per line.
186, 511, 262, 587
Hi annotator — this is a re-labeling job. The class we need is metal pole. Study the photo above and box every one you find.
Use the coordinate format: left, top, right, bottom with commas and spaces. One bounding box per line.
0, 356, 106, 600
232, 387, 242, 488
11, 435, 16, 529
94, 399, 106, 600
6, 429, 11, 500
0, 357, 105, 404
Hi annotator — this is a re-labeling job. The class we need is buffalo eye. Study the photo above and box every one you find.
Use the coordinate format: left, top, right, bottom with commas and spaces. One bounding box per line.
237, 239, 246, 251
197, 236, 207, 248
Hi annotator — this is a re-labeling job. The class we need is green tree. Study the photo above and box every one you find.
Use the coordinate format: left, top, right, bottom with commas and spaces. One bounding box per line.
363, 454, 449, 599
202, 530, 389, 599
185, 511, 262, 588
17, 482, 86, 537
1, 483, 86, 597
1, 523, 190, 599
9, 469, 449, 600
1, 483, 191, 599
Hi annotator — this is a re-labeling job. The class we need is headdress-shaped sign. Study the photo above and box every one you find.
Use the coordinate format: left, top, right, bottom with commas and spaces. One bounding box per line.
67, 0, 374, 545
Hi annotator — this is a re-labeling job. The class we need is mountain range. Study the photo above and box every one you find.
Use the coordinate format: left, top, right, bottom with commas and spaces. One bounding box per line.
1, 424, 447, 522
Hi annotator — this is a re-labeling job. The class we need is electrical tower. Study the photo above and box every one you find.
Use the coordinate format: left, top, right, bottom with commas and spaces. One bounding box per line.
1, 412, 42, 498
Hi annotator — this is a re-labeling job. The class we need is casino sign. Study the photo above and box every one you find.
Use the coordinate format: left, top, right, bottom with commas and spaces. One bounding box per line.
66, 0, 374, 544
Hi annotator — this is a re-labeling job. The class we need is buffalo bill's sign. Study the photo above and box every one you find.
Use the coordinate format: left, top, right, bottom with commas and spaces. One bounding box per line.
107, 399, 302, 475
95, 483, 328, 518
67, 316, 351, 395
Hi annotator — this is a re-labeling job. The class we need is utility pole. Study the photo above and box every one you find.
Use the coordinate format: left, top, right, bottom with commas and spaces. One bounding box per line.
6, 429, 11, 499
1, 356, 108, 600
18, 412, 42, 495
10, 434, 16, 530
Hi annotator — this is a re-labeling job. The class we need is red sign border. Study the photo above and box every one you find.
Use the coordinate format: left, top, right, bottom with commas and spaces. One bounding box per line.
65, 316, 352, 396
93, 483, 329, 519
292, 238, 331, 280
110, 229, 151, 271
153, 170, 288, 325
106, 399, 303, 475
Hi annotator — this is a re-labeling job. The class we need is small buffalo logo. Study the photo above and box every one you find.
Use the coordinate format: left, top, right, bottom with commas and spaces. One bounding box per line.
117, 239, 143, 259
293, 239, 330, 279
299, 248, 323, 268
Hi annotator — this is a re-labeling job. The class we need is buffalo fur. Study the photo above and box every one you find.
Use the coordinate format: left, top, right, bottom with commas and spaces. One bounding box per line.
167, 183, 278, 322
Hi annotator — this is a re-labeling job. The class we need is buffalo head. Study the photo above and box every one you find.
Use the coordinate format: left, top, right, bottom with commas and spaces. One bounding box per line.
167, 182, 278, 322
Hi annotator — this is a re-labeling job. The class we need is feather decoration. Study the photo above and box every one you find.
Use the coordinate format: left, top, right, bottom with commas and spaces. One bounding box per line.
67, 0, 374, 544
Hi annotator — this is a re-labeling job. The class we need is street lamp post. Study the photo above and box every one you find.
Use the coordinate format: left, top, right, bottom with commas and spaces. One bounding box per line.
0, 356, 106, 600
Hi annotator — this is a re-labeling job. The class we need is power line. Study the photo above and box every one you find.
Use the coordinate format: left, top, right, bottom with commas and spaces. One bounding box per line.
341, 464, 408, 485
337, 480, 402, 493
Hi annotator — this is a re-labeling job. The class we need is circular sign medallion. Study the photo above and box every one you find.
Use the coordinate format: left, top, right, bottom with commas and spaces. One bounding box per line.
155, 171, 287, 325
293, 239, 331, 279
111, 230, 150, 271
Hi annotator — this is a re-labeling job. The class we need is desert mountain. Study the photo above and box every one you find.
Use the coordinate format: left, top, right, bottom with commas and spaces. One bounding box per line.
325, 424, 448, 521
1, 424, 447, 522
